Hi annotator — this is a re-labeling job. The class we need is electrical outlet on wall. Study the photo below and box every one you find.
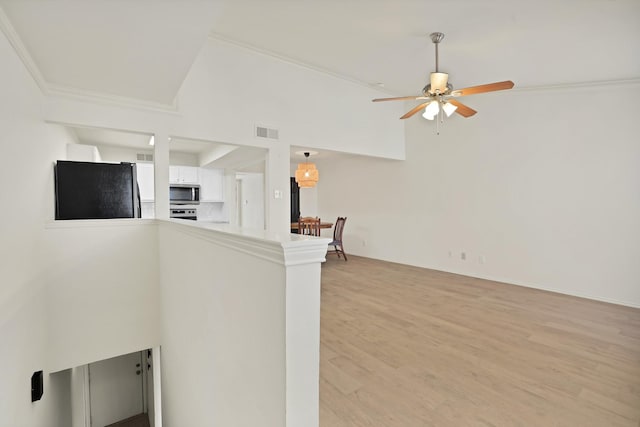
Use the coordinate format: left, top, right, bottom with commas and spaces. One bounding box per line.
461, 252, 466, 261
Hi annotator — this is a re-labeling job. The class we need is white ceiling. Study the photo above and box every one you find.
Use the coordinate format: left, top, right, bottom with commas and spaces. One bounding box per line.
71, 126, 266, 171
0, 1, 221, 104
1, 0, 638, 106
209, 0, 640, 94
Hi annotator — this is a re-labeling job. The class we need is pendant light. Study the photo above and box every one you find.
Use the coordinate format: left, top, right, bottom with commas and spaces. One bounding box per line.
295, 152, 319, 188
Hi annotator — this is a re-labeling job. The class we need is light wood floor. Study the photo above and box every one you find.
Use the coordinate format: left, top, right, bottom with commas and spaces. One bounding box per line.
319, 256, 640, 427
105, 413, 150, 427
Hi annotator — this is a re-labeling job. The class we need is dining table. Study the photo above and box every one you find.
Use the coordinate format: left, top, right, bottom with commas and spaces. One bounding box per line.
290, 221, 333, 231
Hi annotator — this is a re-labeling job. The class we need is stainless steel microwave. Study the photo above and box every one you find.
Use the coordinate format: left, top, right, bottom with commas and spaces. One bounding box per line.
169, 184, 200, 205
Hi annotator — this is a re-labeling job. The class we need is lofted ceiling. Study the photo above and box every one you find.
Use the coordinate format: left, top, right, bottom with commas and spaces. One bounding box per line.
0, 0, 638, 108
0, 1, 222, 105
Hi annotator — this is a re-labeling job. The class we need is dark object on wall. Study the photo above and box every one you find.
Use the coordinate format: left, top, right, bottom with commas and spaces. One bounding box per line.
54, 160, 141, 220
290, 177, 300, 225
31, 371, 43, 402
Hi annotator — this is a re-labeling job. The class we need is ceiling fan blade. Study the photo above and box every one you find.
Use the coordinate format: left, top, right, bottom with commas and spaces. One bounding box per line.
372, 95, 426, 102
400, 102, 429, 119
450, 80, 514, 97
448, 99, 477, 117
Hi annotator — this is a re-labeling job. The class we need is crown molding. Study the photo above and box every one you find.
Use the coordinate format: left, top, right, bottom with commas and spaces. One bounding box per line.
0, 5, 181, 114
208, 32, 393, 94
513, 78, 640, 94
208, 32, 640, 98
0, 5, 48, 93
45, 83, 181, 114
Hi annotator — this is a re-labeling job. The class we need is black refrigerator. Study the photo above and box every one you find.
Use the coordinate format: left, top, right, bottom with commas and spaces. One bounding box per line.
54, 160, 141, 220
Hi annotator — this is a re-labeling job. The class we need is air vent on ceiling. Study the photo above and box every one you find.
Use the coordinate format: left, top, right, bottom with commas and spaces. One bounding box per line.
136, 153, 154, 162
256, 125, 279, 140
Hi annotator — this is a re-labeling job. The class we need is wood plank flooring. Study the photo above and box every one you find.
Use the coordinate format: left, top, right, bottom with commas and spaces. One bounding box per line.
105, 413, 150, 427
319, 256, 640, 426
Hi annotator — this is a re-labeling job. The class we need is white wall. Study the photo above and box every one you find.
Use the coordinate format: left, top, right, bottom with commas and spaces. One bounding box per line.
177, 37, 405, 159
157, 224, 287, 427
299, 186, 318, 218
94, 144, 152, 163
316, 83, 640, 307
0, 22, 75, 426
67, 143, 102, 162
43, 221, 161, 372
0, 11, 397, 427
169, 151, 198, 166
39, 37, 405, 234
157, 223, 328, 427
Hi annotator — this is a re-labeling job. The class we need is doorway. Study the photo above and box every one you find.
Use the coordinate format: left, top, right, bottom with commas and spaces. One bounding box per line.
87, 349, 157, 427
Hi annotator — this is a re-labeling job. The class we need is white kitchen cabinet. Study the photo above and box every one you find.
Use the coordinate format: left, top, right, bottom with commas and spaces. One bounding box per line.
136, 163, 155, 201
200, 168, 224, 201
169, 165, 199, 184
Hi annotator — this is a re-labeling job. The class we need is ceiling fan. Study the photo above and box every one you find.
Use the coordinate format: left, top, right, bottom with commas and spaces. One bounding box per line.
372, 32, 514, 124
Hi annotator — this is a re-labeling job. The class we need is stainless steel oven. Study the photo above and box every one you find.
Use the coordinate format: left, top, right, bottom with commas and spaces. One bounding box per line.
170, 208, 197, 221
169, 184, 200, 205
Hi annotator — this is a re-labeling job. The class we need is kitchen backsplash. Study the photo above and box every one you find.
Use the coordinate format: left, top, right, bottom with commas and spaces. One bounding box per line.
198, 202, 227, 222
141, 201, 227, 222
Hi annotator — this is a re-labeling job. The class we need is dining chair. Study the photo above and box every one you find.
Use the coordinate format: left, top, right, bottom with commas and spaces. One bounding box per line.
328, 216, 347, 260
298, 216, 321, 237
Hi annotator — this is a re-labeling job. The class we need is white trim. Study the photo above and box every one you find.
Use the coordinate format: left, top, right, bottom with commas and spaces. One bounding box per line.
159, 219, 330, 266
46, 83, 181, 114
152, 347, 162, 427
0, 6, 179, 112
208, 32, 640, 97
141, 351, 148, 415
209, 32, 387, 93
82, 365, 91, 427
511, 78, 640, 94
0, 5, 48, 94
86, 364, 93, 427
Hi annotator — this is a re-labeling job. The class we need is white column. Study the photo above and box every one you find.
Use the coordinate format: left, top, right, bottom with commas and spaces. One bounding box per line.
265, 143, 291, 234
154, 132, 170, 220
282, 239, 329, 427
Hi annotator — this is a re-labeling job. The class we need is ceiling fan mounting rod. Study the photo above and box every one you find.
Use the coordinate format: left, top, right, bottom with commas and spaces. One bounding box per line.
430, 32, 444, 72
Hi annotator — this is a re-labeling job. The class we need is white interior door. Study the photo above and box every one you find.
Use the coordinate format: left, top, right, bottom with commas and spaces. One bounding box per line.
89, 351, 144, 427
236, 173, 265, 230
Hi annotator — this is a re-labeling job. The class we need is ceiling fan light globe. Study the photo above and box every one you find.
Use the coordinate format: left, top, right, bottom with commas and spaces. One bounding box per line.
422, 110, 436, 121
442, 102, 458, 117
424, 100, 440, 117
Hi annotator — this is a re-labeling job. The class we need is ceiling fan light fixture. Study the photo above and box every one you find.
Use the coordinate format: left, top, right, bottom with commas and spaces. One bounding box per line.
430, 72, 449, 94
423, 100, 440, 120
371, 31, 515, 129
442, 101, 458, 117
